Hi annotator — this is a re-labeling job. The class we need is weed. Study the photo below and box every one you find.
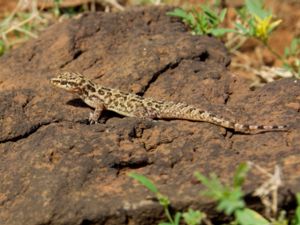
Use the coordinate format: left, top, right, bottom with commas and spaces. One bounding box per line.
129, 163, 300, 225
167, 4, 232, 36
167, 0, 300, 79
0, 0, 124, 56
235, 0, 281, 44
128, 173, 194, 225
53, 0, 62, 17
283, 38, 300, 78
292, 193, 300, 225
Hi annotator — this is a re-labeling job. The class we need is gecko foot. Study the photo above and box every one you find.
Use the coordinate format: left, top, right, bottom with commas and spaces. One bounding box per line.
89, 112, 99, 124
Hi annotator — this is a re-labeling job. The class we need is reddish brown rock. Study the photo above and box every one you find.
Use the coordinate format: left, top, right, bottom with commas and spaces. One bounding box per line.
0, 6, 299, 225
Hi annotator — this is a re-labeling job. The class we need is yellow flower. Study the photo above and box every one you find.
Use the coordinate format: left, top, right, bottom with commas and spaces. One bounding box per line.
254, 15, 281, 42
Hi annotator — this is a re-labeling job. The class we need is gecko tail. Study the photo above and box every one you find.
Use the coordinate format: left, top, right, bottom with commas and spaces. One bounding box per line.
234, 123, 288, 133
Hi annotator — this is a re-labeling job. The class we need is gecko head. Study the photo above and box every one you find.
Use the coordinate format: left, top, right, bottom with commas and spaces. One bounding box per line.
50, 71, 87, 93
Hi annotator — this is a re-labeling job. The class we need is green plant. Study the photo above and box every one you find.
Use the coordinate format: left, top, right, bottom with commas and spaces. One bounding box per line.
235, 0, 281, 44
0, 0, 92, 56
0, 0, 46, 56
195, 163, 249, 216
195, 163, 271, 225
292, 193, 300, 225
0, 39, 6, 56
130, 0, 182, 6
233, 0, 300, 78
167, 0, 300, 79
182, 209, 206, 225
129, 163, 300, 225
53, 0, 62, 17
283, 38, 300, 78
129, 173, 205, 225
167, 5, 233, 36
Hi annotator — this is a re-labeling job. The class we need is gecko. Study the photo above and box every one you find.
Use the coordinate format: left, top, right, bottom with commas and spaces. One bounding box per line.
50, 71, 288, 133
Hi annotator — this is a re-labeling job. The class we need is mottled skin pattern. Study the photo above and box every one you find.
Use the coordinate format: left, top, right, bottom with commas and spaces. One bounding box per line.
50, 71, 287, 133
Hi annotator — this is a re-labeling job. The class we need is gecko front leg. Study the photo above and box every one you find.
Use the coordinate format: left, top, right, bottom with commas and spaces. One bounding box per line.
89, 103, 105, 124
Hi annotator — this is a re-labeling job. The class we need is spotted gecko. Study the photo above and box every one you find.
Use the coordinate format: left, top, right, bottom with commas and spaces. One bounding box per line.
50, 71, 287, 133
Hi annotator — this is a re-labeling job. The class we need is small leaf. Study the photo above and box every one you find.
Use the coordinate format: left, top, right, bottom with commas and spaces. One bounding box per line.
268, 19, 282, 33
235, 208, 270, 225
174, 212, 182, 225
201, 5, 218, 22
291, 38, 299, 52
235, 22, 249, 35
185, 12, 196, 27
292, 193, 300, 225
245, 0, 269, 19
284, 47, 290, 57
128, 173, 158, 193
194, 172, 224, 200
166, 8, 189, 19
182, 209, 205, 225
216, 187, 245, 215
210, 28, 235, 37
233, 162, 250, 187
235, 6, 248, 20
157, 193, 170, 207
0, 40, 6, 56
219, 8, 227, 22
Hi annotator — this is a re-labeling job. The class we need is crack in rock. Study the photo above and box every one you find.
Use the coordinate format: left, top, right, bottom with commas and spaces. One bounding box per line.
0, 121, 57, 144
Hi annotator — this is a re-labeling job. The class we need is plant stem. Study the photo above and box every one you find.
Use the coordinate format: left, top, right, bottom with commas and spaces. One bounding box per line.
264, 41, 287, 65
164, 206, 175, 224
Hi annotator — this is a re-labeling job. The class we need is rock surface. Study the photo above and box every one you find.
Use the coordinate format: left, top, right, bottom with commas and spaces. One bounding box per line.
0, 6, 299, 225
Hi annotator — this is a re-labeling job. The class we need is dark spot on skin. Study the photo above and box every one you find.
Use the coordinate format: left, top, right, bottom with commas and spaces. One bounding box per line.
119, 91, 127, 95
67, 81, 77, 86
86, 84, 96, 92
147, 102, 153, 107
154, 104, 162, 109
113, 101, 119, 107
257, 125, 264, 129
102, 87, 111, 91
82, 89, 89, 96
198, 110, 205, 114
228, 122, 235, 128
185, 108, 194, 113
243, 124, 250, 129
119, 103, 126, 108
98, 89, 105, 95
272, 125, 278, 129
60, 80, 67, 85
127, 102, 133, 108
115, 93, 127, 100
209, 114, 216, 118
79, 80, 86, 85
105, 92, 112, 97
131, 98, 142, 103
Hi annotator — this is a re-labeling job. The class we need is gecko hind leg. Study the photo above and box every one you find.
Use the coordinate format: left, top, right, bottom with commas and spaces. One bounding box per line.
134, 106, 158, 120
